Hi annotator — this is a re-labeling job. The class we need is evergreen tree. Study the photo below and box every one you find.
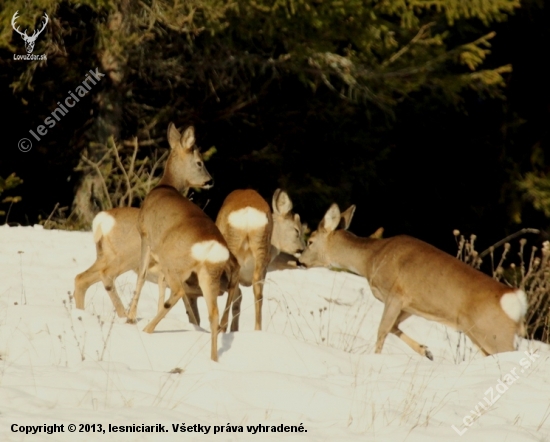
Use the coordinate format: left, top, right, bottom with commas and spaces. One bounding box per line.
1, 0, 538, 234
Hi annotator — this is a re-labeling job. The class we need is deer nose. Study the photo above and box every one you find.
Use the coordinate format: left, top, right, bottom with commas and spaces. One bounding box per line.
203, 178, 214, 189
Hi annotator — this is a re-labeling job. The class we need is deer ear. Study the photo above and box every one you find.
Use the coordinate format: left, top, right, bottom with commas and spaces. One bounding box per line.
272, 189, 281, 213
181, 126, 195, 151
337, 204, 356, 230
369, 227, 384, 239
273, 189, 293, 215
320, 204, 341, 232
167, 123, 181, 150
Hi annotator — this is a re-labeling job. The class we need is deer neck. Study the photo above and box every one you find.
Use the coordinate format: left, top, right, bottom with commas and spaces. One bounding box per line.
269, 245, 281, 263
158, 162, 189, 195
328, 231, 378, 277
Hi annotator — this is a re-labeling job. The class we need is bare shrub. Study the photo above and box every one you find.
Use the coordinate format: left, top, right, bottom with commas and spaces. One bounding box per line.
77, 136, 169, 213
41, 137, 168, 230
454, 228, 548, 343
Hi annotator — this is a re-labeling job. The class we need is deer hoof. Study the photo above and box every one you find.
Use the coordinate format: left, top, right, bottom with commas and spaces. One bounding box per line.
423, 347, 434, 361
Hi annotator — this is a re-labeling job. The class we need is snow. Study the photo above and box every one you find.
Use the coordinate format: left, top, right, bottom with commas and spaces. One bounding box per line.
1, 224, 549, 441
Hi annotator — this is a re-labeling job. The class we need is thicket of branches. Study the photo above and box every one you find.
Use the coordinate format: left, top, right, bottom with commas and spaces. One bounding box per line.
3, 0, 546, 231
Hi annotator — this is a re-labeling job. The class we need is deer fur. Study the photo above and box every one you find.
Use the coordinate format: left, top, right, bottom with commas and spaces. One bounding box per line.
299, 203, 527, 360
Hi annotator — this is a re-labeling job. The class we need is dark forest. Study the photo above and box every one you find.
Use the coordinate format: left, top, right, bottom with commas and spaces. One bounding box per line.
1, 0, 548, 256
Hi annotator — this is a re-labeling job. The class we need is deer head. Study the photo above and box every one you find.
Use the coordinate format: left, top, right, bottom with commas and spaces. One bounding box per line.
12, 11, 49, 54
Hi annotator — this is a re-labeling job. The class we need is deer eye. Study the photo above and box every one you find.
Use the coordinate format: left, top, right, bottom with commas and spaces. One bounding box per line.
196, 161, 203, 167
307, 239, 313, 246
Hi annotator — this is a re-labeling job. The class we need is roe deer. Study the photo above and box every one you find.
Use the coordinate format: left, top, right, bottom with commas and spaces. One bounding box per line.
74, 189, 305, 327
212, 188, 305, 332
73, 123, 213, 317
127, 125, 240, 362
298, 204, 527, 360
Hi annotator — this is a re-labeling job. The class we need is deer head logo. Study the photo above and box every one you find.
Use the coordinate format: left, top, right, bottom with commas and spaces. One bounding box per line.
11, 11, 49, 54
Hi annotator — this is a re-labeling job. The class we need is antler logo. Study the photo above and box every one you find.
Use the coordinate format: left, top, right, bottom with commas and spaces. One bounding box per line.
11, 11, 49, 54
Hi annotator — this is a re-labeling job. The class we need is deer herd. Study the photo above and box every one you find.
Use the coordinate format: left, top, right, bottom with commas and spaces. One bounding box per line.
74, 123, 528, 362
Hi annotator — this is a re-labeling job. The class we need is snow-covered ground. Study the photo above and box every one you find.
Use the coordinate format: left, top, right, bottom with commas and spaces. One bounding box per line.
1, 224, 549, 441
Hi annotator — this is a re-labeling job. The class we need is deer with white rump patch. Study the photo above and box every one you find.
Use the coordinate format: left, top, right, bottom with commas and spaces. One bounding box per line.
213, 188, 305, 332
298, 204, 527, 360
73, 123, 215, 318
73, 188, 304, 324
127, 125, 240, 362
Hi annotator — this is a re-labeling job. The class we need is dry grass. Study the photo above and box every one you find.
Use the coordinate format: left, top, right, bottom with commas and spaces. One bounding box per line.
454, 228, 549, 343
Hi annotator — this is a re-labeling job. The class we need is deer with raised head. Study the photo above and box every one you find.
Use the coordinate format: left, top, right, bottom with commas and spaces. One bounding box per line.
211, 188, 305, 332
127, 125, 240, 362
73, 123, 214, 318
298, 204, 527, 360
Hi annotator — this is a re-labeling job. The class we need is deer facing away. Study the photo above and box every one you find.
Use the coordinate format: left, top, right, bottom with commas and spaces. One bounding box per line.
127, 125, 240, 362
73, 189, 304, 329
213, 188, 305, 332
298, 203, 527, 360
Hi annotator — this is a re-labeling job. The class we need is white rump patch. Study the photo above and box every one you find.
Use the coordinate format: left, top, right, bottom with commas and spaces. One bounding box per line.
228, 207, 268, 230
500, 289, 528, 323
92, 212, 115, 243
191, 240, 229, 263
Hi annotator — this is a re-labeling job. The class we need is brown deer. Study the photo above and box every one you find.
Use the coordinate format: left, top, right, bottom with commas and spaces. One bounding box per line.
127, 126, 240, 362
213, 188, 305, 332
298, 203, 527, 360
74, 188, 305, 329
73, 123, 214, 318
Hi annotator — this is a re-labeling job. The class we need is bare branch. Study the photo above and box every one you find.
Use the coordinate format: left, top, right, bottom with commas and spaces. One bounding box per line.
80, 155, 113, 210
479, 228, 541, 258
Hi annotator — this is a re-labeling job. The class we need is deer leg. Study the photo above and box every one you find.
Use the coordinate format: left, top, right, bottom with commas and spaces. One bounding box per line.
390, 311, 433, 360
470, 334, 491, 357
221, 257, 240, 333
230, 286, 243, 332
186, 296, 200, 326
143, 289, 182, 333
143, 268, 195, 332
127, 240, 151, 324
251, 274, 265, 331
73, 261, 102, 311
467, 322, 514, 357
251, 247, 269, 331
220, 287, 234, 333
182, 275, 202, 325
157, 273, 167, 315
100, 269, 127, 318
197, 267, 221, 362
375, 296, 403, 355
169, 270, 199, 326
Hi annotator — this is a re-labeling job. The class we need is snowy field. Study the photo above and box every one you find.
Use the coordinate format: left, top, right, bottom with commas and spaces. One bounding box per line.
1, 224, 549, 441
